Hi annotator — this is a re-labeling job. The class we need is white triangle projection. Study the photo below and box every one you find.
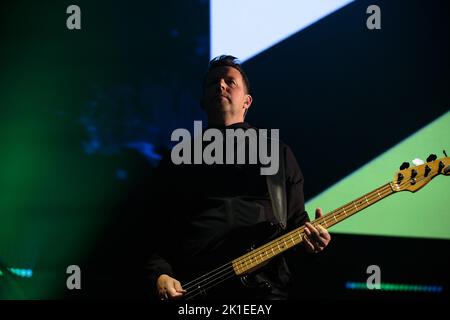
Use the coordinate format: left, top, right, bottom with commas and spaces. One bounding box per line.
211, 0, 354, 62
306, 111, 450, 240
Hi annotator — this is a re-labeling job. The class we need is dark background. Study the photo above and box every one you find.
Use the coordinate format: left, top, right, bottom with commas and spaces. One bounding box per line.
0, 0, 448, 300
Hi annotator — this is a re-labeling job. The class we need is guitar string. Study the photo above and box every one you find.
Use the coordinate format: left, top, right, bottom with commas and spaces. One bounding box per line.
182, 171, 438, 298
185, 167, 446, 297
182, 183, 394, 297
184, 185, 388, 296
182, 182, 398, 297
185, 272, 237, 300
182, 159, 448, 294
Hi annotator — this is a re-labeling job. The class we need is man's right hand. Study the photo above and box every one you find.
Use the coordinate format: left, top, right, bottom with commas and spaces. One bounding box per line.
156, 274, 186, 300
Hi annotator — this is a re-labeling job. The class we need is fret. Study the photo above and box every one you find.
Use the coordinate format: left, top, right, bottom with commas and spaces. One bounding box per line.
235, 263, 241, 274
388, 182, 395, 192
365, 195, 369, 204
333, 215, 337, 223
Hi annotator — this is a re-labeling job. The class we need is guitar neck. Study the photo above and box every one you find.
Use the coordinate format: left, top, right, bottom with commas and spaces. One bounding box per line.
232, 182, 395, 275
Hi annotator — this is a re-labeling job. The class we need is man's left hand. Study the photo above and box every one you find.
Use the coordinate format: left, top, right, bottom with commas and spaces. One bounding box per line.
303, 208, 331, 253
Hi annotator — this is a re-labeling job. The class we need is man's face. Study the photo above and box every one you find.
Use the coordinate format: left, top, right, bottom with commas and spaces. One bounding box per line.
202, 66, 251, 121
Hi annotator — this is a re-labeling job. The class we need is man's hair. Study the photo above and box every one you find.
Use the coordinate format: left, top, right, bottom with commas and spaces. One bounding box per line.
204, 55, 251, 94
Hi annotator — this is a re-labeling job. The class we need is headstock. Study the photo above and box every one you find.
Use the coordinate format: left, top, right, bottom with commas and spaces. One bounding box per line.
392, 154, 449, 193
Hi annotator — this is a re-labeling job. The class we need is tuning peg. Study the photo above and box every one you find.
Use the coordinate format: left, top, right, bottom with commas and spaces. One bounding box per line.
399, 162, 410, 170
444, 150, 448, 157
426, 154, 437, 162
412, 158, 424, 166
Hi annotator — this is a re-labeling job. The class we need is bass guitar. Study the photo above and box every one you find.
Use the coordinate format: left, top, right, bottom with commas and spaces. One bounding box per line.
181, 154, 449, 300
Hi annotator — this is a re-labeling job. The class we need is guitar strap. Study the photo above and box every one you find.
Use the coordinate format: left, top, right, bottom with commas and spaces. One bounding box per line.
265, 145, 287, 230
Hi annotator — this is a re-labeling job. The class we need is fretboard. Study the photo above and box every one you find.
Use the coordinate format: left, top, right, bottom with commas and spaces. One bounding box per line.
232, 182, 394, 275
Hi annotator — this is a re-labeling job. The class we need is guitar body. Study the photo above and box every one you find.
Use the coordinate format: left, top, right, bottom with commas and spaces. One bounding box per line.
179, 221, 281, 300
187, 273, 273, 300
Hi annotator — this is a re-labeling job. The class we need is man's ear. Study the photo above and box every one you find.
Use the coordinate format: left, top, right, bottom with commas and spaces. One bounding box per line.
243, 94, 253, 110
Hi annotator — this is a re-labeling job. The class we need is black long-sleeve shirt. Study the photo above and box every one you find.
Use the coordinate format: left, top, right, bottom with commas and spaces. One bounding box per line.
147, 122, 310, 300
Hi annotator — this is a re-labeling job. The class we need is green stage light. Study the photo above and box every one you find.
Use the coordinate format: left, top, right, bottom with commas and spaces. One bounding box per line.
345, 281, 443, 293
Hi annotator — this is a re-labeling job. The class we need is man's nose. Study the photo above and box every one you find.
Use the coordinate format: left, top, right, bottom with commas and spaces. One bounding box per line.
218, 78, 227, 90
